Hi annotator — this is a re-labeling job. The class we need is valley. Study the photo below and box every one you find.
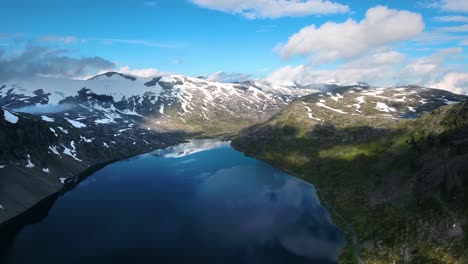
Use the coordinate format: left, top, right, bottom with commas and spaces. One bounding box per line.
3, 1, 468, 263
0, 72, 318, 224
1, 73, 467, 263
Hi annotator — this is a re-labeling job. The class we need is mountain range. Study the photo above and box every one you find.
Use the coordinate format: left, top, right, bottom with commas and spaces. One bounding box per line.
0, 72, 320, 224
1, 72, 467, 263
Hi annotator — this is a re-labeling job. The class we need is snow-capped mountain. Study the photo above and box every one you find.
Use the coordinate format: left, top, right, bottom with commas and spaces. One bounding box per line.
0, 72, 319, 131
238, 85, 467, 140
296, 85, 466, 121
0, 72, 321, 171
0, 72, 320, 223
1, 71, 466, 225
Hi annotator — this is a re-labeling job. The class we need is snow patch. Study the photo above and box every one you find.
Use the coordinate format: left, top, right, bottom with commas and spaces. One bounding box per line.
303, 103, 321, 121
49, 127, 58, 137
3, 110, 19, 124
80, 136, 93, 143
65, 118, 86, 128
316, 102, 347, 114
62, 142, 81, 161
25, 155, 35, 168
328, 93, 343, 102
41, 115, 55, 122
57, 127, 69, 134
49, 146, 60, 156
375, 102, 396, 112
443, 99, 459, 105
95, 118, 115, 124
353, 96, 365, 113
43, 168, 50, 173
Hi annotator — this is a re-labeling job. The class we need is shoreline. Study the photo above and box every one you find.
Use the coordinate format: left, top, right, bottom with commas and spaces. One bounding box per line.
2, 138, 354, 263
230, 142, 359, 262
0, 136, 190, 228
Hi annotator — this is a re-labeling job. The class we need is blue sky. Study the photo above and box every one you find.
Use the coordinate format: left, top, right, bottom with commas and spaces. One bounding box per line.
1, 0, 468, 93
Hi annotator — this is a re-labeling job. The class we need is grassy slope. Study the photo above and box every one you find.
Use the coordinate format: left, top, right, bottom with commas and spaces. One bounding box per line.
232, 101, 468, 263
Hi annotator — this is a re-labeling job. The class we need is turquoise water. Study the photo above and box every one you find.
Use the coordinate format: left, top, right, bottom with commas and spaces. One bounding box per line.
1, 140, 344, 264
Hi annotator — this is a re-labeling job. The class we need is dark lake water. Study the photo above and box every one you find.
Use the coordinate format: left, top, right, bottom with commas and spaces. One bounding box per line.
1, 140, 344, 264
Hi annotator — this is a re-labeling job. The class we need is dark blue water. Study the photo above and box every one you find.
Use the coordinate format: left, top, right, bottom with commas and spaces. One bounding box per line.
1, 140, 344, 264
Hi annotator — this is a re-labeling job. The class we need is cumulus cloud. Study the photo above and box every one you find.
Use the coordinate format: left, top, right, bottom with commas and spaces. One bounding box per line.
400, 48, 468, 94
430, 72, 468, 94
399, 48, 462, 83
189, 0, 349, 19
205, 71, 253, 83
267, 48, 468, 94
0, 46, 115, 81
268, 50, 406, 85
118, 66, 169, 78
279, 6, 424, 63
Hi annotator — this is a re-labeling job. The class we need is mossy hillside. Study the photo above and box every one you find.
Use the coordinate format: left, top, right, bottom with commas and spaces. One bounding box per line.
233, 101, 468, 263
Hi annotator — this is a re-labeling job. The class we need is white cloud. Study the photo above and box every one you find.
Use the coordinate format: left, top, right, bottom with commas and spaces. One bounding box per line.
118, 66, 168, 78
267, 48, 468, 94
434, 15, 468, 22
424, 0, 468, 12
268, 50, 406, 85
441, 24, 468, 32
98, 38, 183, 49
440, 0, 468, 12
397, 48, 464, 87
279, 6, 424, 63
205, 71, 253, 83
342, 50, 405, 69
189, 0, 349, 19
431, 72, 468, 94
0, 46, 115, 81
38, 35, 78, 44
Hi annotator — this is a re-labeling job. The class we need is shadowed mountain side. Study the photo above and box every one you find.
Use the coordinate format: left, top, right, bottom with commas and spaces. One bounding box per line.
0, 159, 118, 260
232, 101, 468, 263
0, 109, 189, 224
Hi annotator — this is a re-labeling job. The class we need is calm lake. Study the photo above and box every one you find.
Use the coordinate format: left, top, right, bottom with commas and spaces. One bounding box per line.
1, 139, 344, 264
